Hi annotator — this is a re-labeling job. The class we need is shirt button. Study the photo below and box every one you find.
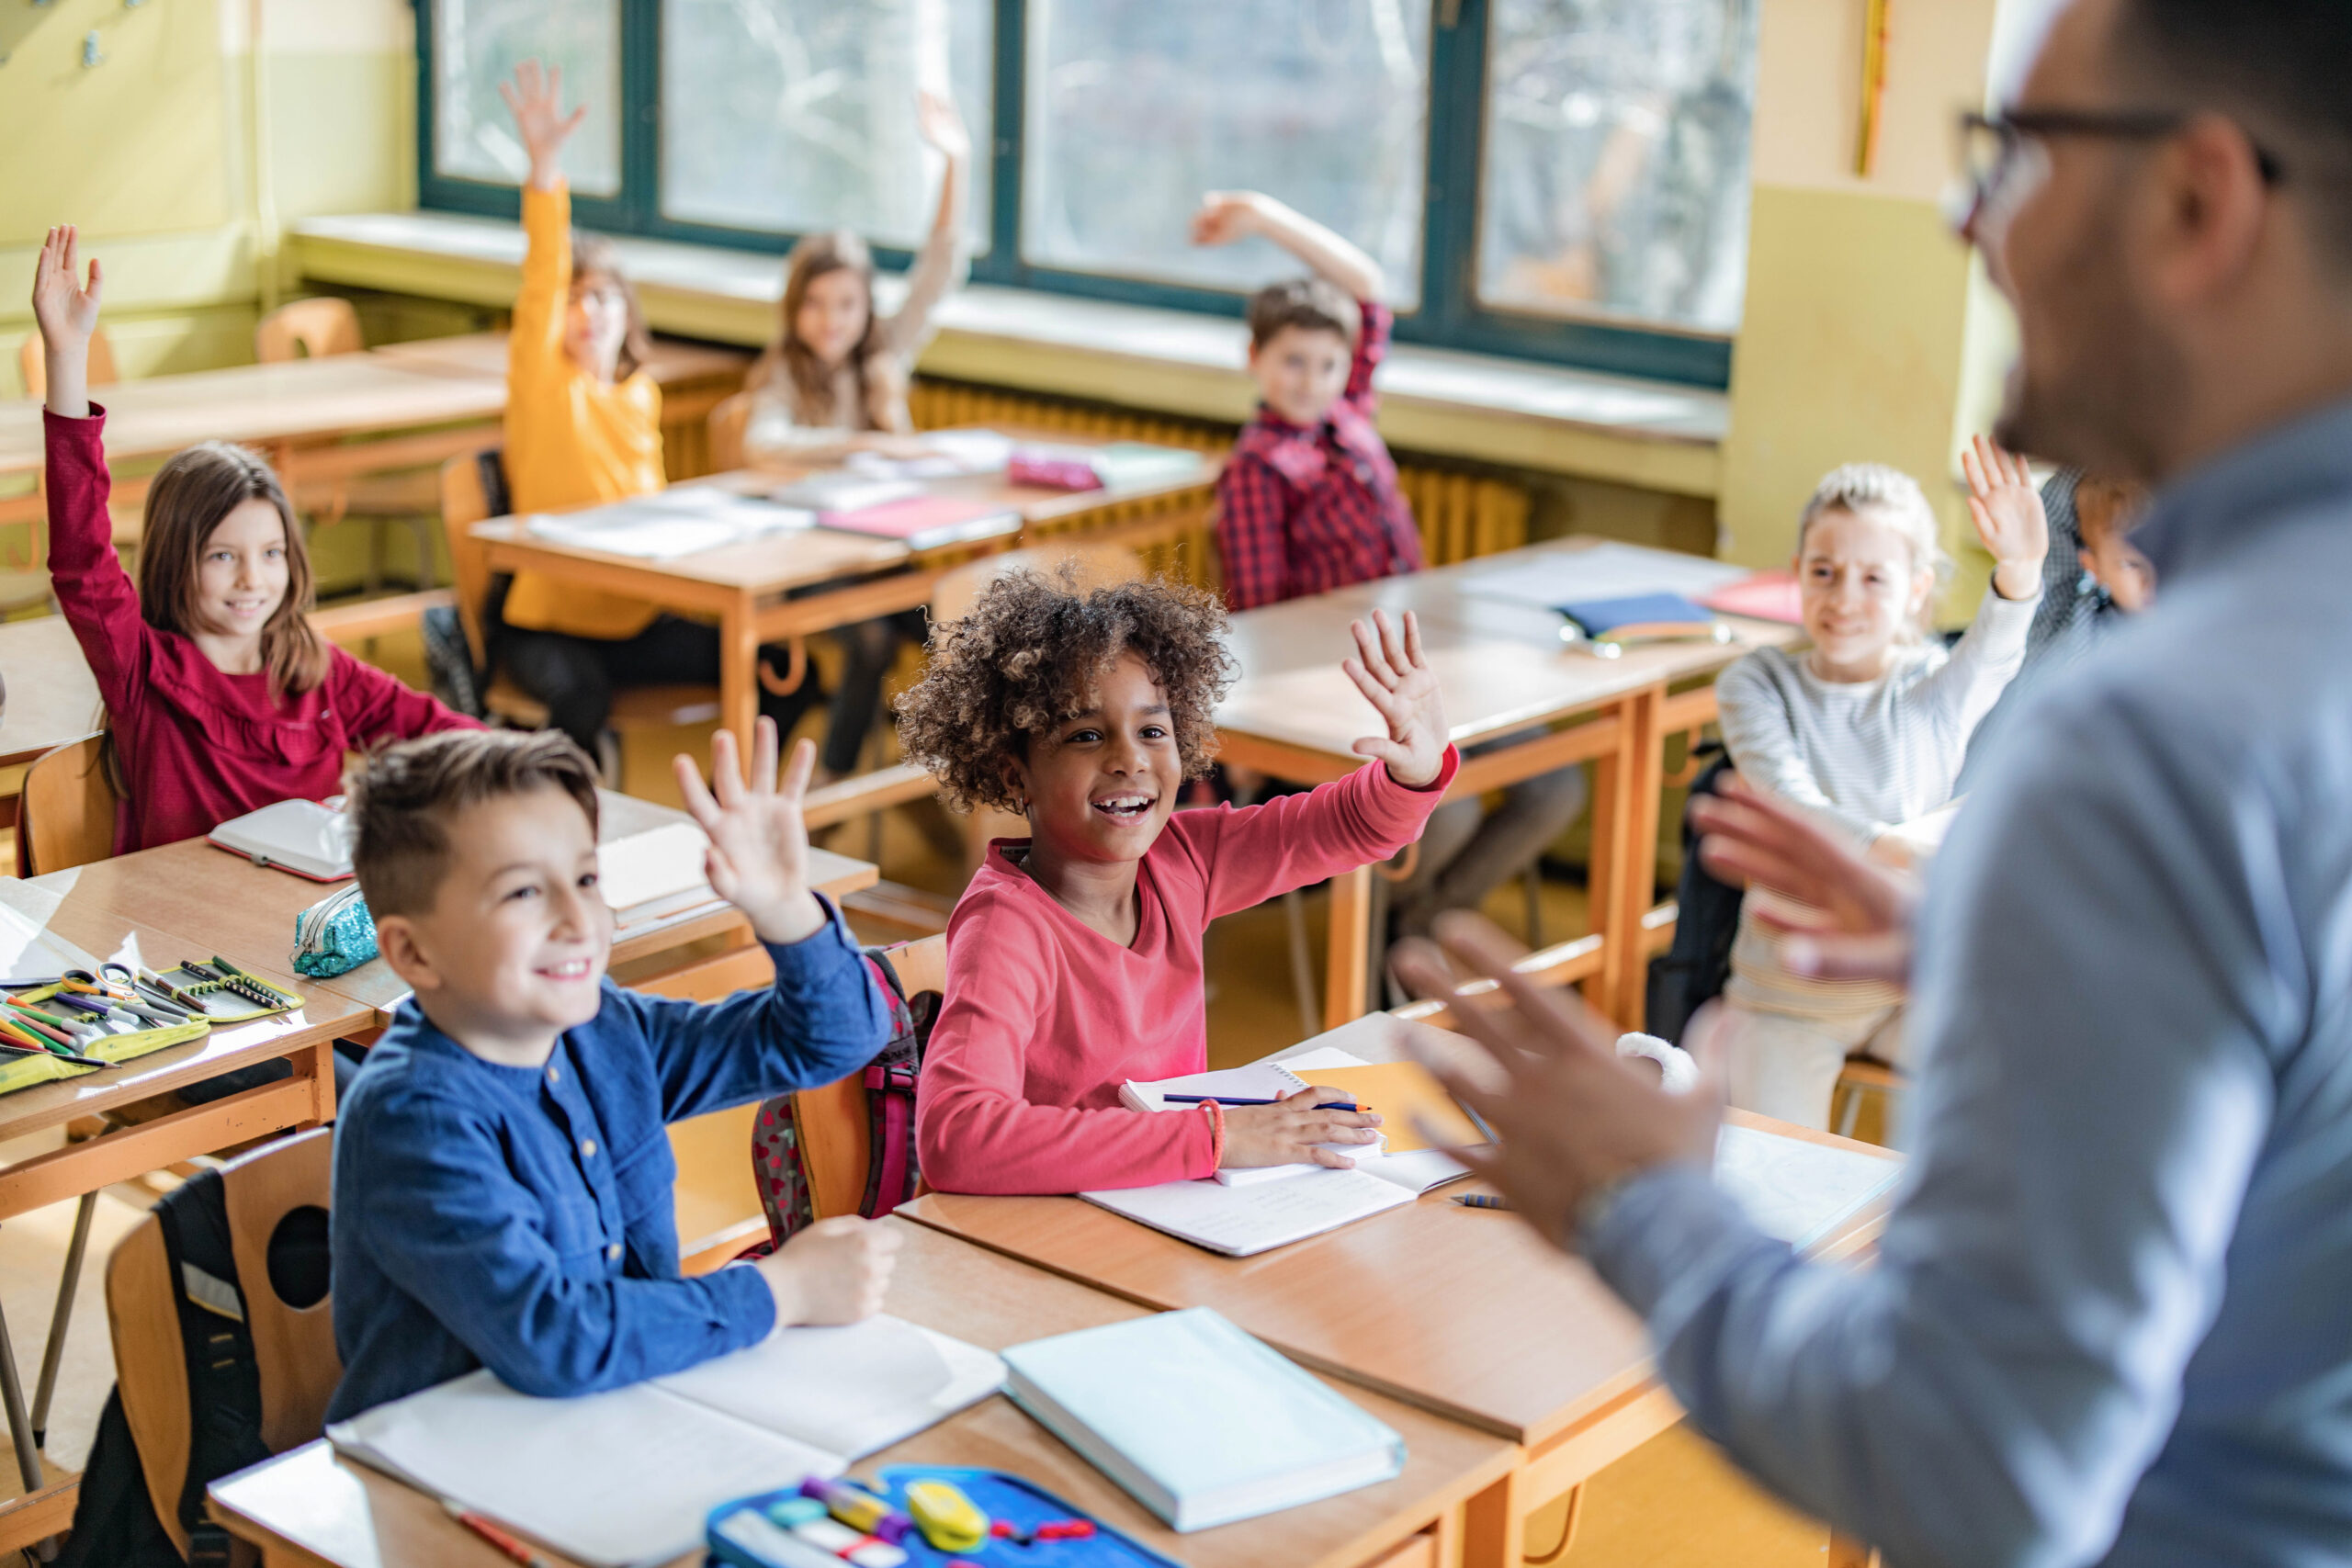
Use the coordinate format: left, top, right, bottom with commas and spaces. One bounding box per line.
546, 1066, 560, 1086
581, 1138, 597, 1157
605, 1242, 622, 1262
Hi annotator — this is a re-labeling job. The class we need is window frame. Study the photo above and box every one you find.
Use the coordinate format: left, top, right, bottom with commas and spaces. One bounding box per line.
416, 0, 1739, 389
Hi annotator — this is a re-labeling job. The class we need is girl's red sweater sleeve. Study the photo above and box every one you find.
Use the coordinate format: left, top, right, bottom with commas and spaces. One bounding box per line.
329, 651, 484, 744
43, 408, 153, 720
1182, 746, 1460, 919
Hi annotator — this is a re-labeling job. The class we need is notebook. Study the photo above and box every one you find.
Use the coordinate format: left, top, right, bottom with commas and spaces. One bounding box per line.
1456, 540, 1751, 610
767, 473, 923, 513
813, 494, 1022, 551
1556, 592, 1727, 646
1001, 1307, 1404, 1532
595, 821, 715, 929
1715, 1122, 1904, 1251
327, 1315, 1004, 1568
526, 488, 814, 560
207, 799, 354, 882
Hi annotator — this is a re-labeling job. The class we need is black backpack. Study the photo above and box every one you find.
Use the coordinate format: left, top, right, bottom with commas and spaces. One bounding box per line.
1645, 752, 1746, 1044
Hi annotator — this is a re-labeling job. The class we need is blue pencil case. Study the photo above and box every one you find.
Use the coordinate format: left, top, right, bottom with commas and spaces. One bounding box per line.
292, 883, 377, 978
707, 1468, 1182, 1568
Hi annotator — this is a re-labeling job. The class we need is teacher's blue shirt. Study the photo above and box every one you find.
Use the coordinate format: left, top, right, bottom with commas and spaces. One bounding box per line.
1587, 400, 2352, 1566
327, 897, 888, 1422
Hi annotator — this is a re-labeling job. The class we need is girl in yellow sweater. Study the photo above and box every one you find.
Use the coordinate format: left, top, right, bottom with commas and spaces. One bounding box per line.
492, 61, 808, 753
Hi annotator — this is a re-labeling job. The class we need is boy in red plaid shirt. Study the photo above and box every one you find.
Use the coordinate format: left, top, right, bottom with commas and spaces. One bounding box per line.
1199, 192, 1586, 957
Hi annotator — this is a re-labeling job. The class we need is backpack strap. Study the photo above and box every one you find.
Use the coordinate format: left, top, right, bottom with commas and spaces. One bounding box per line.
857, 952, 922, 1220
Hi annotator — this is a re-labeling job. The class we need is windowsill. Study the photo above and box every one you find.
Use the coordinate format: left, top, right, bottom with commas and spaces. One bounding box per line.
288, 209, 1726, 496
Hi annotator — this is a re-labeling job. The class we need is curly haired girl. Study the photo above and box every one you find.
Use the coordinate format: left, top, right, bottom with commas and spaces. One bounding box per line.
898, 570, 1459, 1194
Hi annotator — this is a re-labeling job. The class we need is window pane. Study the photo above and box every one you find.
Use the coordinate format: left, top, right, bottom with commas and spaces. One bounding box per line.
434, 0, 621, 197
1024, 0, 1429, 307
660, 0, 993, 252
1478, 0, 1758, 333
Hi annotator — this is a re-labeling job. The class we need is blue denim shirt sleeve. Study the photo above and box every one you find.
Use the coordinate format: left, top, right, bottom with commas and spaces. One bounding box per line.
345, 1089, 777, 1398
605, 893, 892, 1122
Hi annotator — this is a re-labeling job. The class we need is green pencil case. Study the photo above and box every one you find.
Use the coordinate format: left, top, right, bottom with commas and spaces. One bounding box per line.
0, 985, 211, 1095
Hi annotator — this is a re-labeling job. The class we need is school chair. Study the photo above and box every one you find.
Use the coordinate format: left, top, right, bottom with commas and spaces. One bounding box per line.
255, 297, 440, 593
17, 731, 114, 876
17, 327, 117, 402
707, 390, 756, 473
437, 446, 729, 784
104, 1126, 339, 1562
1832, 1054, 1905, 1143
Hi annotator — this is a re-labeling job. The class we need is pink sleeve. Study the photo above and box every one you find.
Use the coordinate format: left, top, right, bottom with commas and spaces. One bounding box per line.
1342, 299, 1393, 414
42, 406, 154, 720
328, 649, 485, 747
1182, 746, 1459, 923
915, 899, 1218, 1196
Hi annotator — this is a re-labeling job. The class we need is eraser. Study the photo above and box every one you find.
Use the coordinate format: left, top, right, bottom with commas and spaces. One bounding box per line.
764, 1497, 827, 1528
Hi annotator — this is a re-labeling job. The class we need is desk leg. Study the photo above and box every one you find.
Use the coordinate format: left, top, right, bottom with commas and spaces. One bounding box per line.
1459, 1469, 1525, 1568
1324, 865, 1374, 1031
721, 600, 760, 750
1587, 685, 1665, 1029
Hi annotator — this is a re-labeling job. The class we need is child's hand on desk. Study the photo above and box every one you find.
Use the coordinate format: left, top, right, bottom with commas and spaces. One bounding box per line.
754, 1216, 902, 1326
1221, 1087, 1383, 1170
673, 718, 827, 947
1962, 434, 2051, 602
1344, 610, 1450, 790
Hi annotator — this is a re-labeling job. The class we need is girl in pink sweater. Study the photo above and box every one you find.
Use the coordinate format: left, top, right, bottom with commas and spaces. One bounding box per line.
896, 571, 1457, 1194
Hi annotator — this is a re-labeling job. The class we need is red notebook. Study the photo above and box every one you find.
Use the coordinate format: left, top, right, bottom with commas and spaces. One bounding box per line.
1703, 569, 1805, 625
815, 495, 1022, 552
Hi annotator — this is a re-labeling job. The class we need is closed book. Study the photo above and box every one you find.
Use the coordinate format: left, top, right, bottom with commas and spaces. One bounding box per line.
813, 494, 1022, 551
207, 798, 354, 882
1555, 592, 1722, 643
1001, 1307, 1405, 1532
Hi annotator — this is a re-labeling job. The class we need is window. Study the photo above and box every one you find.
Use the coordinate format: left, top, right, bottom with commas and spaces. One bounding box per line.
1022, 0, 1429, 307
659, 0, 994, 252
432, 0, 622, 198
417, 0, 1758, 386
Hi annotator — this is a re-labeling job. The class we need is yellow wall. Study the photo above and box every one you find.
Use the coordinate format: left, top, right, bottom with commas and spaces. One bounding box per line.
0, 0, 414, 392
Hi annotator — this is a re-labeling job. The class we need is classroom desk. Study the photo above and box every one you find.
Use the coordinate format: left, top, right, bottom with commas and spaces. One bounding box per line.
898, 1010, 1899, 1567
471, 438, 1223, 747
1214, 536, 1801, 1029
0, 617, 98, 772
0, 333, 748, 525
29, 792, 877, 1029
208, 1219, 1520, 1568
0, 879, 369, 1543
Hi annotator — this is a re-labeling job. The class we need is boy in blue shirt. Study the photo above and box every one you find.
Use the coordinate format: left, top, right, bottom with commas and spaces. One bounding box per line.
326, 722, 896, 1421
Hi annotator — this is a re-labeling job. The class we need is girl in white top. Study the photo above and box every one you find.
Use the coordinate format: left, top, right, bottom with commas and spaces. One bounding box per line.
1711, 442, 2046, 1129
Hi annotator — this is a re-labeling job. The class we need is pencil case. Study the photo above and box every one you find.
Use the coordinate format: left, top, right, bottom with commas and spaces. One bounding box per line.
0, 984, 211, 1095
292, 884, 377, 978
147, 960, 304, 1023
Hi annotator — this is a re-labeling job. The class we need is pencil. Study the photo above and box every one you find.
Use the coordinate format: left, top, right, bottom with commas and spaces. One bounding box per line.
442, 1498, 554, 1568
1453, 1194, 1510, 1211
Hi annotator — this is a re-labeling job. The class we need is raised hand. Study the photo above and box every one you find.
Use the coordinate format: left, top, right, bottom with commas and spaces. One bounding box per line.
1392, 913, 1722, 1251
496, 58, 587, 192
1962, 434, 2049, 601
915, 89, 970, 164
1189, 190, 1267, 249
31, 226, 103, 418
1690, 775, 1918, 986
673, 719, 826, 947
1344, 610, 1449, 789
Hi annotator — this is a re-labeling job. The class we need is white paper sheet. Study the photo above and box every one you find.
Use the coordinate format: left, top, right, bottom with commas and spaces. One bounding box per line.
0, 897, 100, 984
1455, 541, 1751, 610
1081, 1168, 1416, 1257
652, 1315, 1005, 1460
526, 489, 813, 560
596, 822, 711, 919
1713, 1122, 1904, 1250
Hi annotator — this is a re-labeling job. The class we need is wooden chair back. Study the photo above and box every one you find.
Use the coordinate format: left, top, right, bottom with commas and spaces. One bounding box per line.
21, 732, 117, 875
437, 446, 508, 664
254, 298, 363, 363
929, 541, 1145, 626
707, 391, 755, 474
104, 1127, 339, 1562
18, 328, 118, 400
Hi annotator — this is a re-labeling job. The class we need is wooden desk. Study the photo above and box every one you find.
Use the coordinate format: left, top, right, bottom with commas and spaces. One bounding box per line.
0, 617, 99, 772
898, 1012, 1898, 1566
1216, 536, 1801, 1028
0, 879, 369, 1542
473, 439, 1223, 746
32, 792, 877, 1029
209, 1220, 1519, 1568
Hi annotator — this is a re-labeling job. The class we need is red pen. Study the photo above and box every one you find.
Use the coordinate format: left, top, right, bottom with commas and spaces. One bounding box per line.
443, 1498, 554, 1567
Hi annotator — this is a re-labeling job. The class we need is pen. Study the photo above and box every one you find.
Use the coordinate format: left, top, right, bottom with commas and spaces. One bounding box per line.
1453, 1194, 1510, 1211
1164, 1094, 1371, 1112
442, 1498, 554, 1568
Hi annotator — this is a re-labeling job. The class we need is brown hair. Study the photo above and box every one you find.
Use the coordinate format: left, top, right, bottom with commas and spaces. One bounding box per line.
1246, 276, 1362, 351
571, 231, 653, 381
744, 231, 910, 434
895, 568, 1235, 815
346, 728, 602, 918
138, 442, 331, 701
2073, 477, 2152, 549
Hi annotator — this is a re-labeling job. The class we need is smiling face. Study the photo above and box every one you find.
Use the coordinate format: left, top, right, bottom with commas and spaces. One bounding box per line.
1248, 323, 1353, 428
195, 497, 291, 645
1008, 650, 1185, 871
794, 266, 873, 371
1797, 505, 1933, 681
379, 784, 611, 1065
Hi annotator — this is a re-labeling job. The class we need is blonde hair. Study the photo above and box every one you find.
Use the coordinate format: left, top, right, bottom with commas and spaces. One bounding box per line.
1796, 463, 1951, 637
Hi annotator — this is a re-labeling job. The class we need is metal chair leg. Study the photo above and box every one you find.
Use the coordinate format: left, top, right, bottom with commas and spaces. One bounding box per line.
1282, 890, 1318, 1041
29, 1194, 96, 1450
0, 1275, 48, 1498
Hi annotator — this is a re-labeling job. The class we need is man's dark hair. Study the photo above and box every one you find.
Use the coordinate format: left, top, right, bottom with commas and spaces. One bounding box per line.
1245, 277, 1362, 351
2114, 0, 2352, 265
346, 729, 601, 917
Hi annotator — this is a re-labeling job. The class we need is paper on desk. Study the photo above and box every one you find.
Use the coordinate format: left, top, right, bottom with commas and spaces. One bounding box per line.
0, 896, 99, 983
842, 427, 1014, 479
1455, 541, 1750, 611
1082, 1168, 1417, 1258
526, 487, 813, 560
654, 1315, 1005, 1460
1713, 1122, 1904, 1251
596, 822, 713, 923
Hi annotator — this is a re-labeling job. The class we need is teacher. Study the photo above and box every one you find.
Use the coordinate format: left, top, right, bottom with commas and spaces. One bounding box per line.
1397, 1, 2352, 1562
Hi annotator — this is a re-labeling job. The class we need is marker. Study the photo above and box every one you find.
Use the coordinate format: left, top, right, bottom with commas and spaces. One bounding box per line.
1453, 1194, 1510, 1211
1164, 1094, 1371, 1112
442, 1498, 553, 1567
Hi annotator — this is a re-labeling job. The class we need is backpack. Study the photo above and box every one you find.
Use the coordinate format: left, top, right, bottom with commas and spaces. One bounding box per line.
60, 1166, 330, 1567
747, 946, 940, 1253
1644, 751, 1746, 1045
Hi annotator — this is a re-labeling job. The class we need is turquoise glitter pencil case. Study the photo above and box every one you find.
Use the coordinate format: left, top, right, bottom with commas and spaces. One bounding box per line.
292, 883, 377, 978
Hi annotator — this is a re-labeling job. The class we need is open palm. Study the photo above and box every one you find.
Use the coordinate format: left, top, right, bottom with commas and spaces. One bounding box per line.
915, 90, 970, 164
673, 720, 824, 945
1345, 610, 1449, 788
31, 226, 102, 350
497, 59, 586, 182
1962, 434, 2048, 567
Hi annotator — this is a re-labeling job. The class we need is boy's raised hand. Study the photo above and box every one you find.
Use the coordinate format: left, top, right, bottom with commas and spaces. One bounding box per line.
497, 58, 586, 192
1189, 191, 1267, 248
31, 226, 103, 419
1962, 434, 2049, 601
1344, 610, 1449, 789
673, 718, 826, 947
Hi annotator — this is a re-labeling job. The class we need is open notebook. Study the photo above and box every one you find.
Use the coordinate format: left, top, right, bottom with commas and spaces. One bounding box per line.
326, 1315, 1004, 1568
207, 799, 354, 882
